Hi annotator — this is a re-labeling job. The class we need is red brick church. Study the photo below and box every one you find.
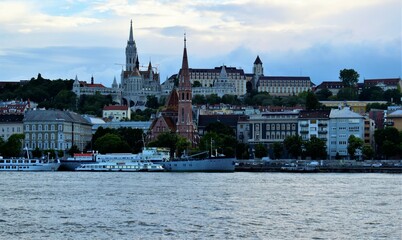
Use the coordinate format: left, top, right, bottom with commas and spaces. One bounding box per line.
148, 36, 199, 146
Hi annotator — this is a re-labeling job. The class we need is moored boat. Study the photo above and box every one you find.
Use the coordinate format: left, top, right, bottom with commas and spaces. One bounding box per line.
75, 161, 164, 172
0, 157, 60, 171
161, 154, 235, 172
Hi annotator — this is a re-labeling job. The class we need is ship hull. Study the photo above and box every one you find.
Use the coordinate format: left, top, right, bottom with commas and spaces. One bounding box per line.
161, 158, 235, 172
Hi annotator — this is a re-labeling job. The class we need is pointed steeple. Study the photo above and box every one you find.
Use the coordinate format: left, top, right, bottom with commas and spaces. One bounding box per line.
112, 76, 118, 88
180, 33, 190, 88
91, 75, 94, 85
254, 55, 262, 64
126, 20, 138, 72
128, 20, 134, 43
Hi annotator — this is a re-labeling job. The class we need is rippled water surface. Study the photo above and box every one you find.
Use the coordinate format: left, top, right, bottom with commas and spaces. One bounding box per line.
0, 172, 401, 239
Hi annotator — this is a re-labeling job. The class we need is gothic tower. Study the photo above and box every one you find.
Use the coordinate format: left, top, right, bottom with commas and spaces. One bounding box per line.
252, 55, 264, 90
125, 20, 138, 72
177, 35, 197, 146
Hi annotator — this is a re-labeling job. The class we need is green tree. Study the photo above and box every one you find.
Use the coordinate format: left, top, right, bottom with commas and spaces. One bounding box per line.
145, 95, 159, 109
359, 86, 384, 101
305, 91, 321, 110
374, 127, 401, 158
254, 143, 268, 159
93, 133, 131, 154
192, 94, 206, 105
384, 89, 402, 104
347, 135, 364, 160
206, 94, 221, 105
272, 142, 283, 159
284, 135, 303, 159
148, 132, 179, 157
176, 136, 191, 157
337, 87, 358, 100
1, 134, 24, 157
304, 136, 327, 160
221, 94, 241, 105
315, 88, 333, 101
339, 69, 359, 87
362, 145, 374, 160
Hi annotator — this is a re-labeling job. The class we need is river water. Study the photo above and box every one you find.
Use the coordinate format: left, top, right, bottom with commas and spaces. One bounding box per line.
0, 172, 401, 240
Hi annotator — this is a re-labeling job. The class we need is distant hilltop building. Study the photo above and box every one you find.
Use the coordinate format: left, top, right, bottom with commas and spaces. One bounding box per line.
251, 56, 314, 96
72, 20, 162, 110
181, 55, 313, 98
180, 65, 247, 97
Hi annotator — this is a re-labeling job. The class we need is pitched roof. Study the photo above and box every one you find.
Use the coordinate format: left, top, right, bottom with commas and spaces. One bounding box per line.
254, 55, 262, 64
24, 110, 91, 125
364, 78, 401, 86
329, 107, 363, 119
103, 105, 129, 111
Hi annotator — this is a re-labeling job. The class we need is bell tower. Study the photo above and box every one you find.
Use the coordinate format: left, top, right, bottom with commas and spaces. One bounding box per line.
125, 20, 138, 72
177, 34, 196, 146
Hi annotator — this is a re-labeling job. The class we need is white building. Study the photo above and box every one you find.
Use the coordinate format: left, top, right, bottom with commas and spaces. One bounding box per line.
0, 115, 24, 141
182, 65, 247, 96
328, 107, 364, 159
103, 105, 131, 122
192, 66, 237, 97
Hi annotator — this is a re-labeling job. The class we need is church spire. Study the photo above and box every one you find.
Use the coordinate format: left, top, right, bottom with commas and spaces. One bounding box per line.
180, 33, 190, 87
129, 19, 134, 43
126, 20, 138, 72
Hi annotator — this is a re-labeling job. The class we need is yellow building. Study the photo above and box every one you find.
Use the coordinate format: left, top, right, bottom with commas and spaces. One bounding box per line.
320, 101, 388, 115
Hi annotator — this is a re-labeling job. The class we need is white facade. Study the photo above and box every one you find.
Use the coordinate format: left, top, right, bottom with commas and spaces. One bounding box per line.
328, 107, 364, 159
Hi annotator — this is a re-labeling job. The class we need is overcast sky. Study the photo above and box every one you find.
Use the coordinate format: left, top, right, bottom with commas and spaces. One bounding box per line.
0, 0, 400, 87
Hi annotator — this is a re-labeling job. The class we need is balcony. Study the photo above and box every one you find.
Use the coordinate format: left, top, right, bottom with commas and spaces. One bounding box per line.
300, 124, 309, 127
318, 123, 328, 127
318, 130, 328, 134
300, 130, 309, 134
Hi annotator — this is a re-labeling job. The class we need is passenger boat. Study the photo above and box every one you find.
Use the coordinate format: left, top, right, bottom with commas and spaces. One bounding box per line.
60, 148, 170, 171
0, 156, 60, 171
75, 161, 164, 172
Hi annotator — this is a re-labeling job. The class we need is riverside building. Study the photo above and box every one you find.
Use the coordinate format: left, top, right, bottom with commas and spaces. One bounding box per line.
23, 110, 92, 152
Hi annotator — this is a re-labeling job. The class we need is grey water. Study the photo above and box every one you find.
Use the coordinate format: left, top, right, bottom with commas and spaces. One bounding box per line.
0, 172, 401, 240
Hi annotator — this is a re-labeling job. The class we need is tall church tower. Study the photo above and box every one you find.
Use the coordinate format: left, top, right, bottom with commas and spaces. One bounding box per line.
177, 35, 196, 146
252, 55, 264, 90
125, 20, 138, 72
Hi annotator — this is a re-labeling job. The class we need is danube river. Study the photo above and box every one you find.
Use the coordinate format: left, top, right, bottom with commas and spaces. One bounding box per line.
0, 172, 401, 239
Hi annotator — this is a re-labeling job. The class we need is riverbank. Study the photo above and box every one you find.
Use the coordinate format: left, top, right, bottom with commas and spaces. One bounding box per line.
235, 159, 402, 173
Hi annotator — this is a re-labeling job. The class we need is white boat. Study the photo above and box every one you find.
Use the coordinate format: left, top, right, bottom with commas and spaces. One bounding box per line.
0, 156, 60, 171
61, 148, 170, 171
75, 161, 164, 172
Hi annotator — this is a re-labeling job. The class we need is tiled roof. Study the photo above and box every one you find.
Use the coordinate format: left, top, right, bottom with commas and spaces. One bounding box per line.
103, 105, 129, 111
316, 81, 343, 89
299, 110, 330, 119
364, 78, 401, 86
